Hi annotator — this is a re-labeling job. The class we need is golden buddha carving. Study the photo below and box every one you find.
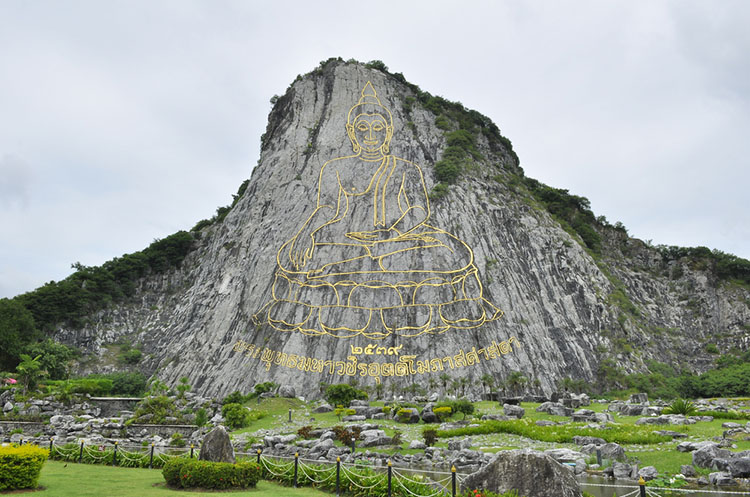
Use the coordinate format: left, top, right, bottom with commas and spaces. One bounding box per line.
253, 82, 502, 338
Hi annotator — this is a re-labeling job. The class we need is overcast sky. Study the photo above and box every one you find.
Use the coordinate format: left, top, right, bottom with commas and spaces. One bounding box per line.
1, 1, 748, 299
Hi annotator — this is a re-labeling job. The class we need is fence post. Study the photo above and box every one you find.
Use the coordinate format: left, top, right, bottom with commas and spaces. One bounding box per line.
451, 465, 457, 497
113, 441, 118, 466
190, 444, 194, 459
293, 452, 299, 488
639, 476, 646, 497
387, 459, 392, 497
288, 408, 292, 422
257, 448, 262, 464
79, 441, 84, 463
49, 437, 53, 453
336, 457, 341, 497
351, 437, 356, 454
596, 448, 602, 466
149, 443, 154, 469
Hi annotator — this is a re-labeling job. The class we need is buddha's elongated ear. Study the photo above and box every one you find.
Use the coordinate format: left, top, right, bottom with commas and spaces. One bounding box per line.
383, 125, 394, 154
346, 123, 360, 153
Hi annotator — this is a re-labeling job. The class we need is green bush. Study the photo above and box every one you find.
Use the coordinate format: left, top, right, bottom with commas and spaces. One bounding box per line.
163, 458, 261, 490
662, 398, 697, 416
0, 444, 48, 491
437, 418, 671, 445
130, 395, 183, 424
423, 428, 437, 446
434, 406, 452, 421
222, 403, 251, 429
194, 407, 208, 426
324, 383, 367, 407
222, 390, 249, 405
453, 399, 475, 419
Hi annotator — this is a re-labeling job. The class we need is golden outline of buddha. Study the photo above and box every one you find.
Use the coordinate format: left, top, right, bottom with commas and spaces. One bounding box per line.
253, 82, 503, 339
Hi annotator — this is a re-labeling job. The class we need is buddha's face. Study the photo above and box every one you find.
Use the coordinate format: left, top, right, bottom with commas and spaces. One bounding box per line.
350, 114, 391, 153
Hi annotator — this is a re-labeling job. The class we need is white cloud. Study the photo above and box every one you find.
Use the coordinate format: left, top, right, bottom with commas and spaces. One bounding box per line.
0, 0, 748, 298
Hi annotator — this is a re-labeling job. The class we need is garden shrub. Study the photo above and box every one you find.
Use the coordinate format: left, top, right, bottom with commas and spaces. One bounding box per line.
222, 390, 249, 405
0, 444, 48, 491
434, 406, 452, 420
222, 403, 251, 429
437, 418, 671, 445
163, 458, 261, 490
422, 428, 437, 446
324, 383, 367, 406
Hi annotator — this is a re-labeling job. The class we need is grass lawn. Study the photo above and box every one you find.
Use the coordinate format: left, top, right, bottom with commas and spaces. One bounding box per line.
36, 460, 332, 496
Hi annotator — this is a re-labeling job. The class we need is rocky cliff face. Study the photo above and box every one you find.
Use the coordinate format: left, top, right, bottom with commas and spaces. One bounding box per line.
54, 60, 750, 398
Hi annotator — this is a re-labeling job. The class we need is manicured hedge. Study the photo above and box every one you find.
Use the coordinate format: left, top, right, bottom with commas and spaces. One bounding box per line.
0, 444, 48, 491
162, 457, 261, 490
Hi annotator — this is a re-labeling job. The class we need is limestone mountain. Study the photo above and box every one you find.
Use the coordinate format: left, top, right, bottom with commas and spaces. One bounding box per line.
42, 59, 750, 398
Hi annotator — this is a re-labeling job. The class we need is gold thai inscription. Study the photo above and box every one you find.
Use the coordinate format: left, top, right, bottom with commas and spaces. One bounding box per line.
232, 337, 520, 384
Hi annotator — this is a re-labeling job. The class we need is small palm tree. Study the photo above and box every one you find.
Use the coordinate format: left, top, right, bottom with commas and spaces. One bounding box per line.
16, 354, 45, 393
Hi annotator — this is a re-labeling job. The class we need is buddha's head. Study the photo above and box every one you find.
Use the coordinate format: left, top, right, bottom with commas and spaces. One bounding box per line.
346, 82, 394, 159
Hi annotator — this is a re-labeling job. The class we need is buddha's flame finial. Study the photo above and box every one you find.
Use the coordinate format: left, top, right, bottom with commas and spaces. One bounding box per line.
359, 81, 381, 105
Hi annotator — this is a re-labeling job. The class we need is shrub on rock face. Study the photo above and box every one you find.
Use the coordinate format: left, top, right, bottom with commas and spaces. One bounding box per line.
162, 457, 261, 490
0, 444, 48, 491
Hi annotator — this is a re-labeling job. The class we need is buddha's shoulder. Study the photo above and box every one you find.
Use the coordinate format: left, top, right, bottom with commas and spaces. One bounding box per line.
391, 156, 425, 175
320, 155, 360, 172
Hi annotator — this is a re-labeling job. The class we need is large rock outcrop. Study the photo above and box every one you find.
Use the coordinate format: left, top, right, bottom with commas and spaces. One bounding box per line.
461, 449, 582, 497
52, 59, 750, 397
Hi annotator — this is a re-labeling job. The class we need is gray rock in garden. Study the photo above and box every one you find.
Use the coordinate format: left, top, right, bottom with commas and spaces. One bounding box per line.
395, 408, 420, 424
482, 414, 512, 421
350, 399, 369, 407
593, 412, 614, 423
359, 429, 384, 439
427, 393, 439, 402
544, 448, 585, 463
503, 404, 525, 419
709, 471, 738, 486
342, 415, 366, 422
313, 403, 333, 413
680, 464, 697, 477
536, 401, 573, 417
209, 413, 224, 425
359, 435, 392, 447
693, 444, 733, 468
571, 409, 597, 422
308, 438, 334, 454
638, 466, 658, 480
199, 426, 235, 463
259, 392, 275, 398
574, 458, 587, 475
579, 443, 625, 461
461, 449, 583, 497
621, 405, 649, 416
712, 458, 731, 471
573, 436, 606, 446
728, 458, 750, 478
278, 385, 296, 398
721, 422, 742, 429
420, 409, 438, 423
448, 438, 472, 451
408, 440, 426, 450
677, 441, 698, 452
612, 462, 635, 480
629, 393, 648, 404
535, 420, 557, 426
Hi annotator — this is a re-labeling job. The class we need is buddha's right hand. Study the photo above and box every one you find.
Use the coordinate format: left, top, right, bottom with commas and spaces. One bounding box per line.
290, 235, 314, 270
